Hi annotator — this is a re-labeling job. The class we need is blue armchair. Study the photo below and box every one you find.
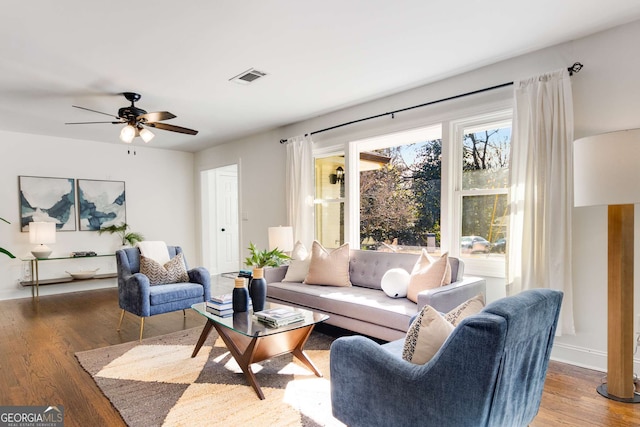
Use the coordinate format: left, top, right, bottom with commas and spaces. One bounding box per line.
330, 289, 563, 427
115, 246, 211, 340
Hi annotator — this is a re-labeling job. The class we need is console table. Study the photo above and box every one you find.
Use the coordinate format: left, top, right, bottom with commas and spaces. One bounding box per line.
20, 254, 117, 299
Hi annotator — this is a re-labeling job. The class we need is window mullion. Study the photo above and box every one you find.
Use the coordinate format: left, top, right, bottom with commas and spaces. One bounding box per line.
347, 140, 359, 248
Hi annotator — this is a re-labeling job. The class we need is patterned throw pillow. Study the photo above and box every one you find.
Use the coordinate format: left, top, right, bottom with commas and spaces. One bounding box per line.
402, 305, 454, 364
444, 294, 485, 326
303, 241, 351, 287
406, 250, 452, 303
140, 253, 189, 285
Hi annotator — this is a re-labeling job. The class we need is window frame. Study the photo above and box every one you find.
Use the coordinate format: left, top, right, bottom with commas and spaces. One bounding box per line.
310, 105, 513, 279
313, 147, 348, 248
449, 109, 512, 277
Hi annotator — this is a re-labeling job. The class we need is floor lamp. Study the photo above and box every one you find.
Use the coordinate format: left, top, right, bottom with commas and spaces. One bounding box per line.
574, 129, 640, 403
268, 226, 294, 254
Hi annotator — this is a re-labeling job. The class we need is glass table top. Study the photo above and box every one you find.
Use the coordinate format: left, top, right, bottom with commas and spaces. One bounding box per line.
191, 301, 329, 338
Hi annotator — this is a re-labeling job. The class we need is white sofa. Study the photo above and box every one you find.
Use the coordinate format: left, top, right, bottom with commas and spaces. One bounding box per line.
264, 249, 486, 341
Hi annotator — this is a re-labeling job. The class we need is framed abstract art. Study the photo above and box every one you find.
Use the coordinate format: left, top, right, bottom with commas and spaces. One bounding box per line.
77, 179, 126, 231
18, 175, 76, 231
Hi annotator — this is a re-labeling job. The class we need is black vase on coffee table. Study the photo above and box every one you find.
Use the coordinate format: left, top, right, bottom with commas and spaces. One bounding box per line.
248, 267, 266, 312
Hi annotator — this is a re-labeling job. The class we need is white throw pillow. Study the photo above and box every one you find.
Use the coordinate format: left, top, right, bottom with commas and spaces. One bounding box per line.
283, 241, 311, 282
381, 268, 410, 298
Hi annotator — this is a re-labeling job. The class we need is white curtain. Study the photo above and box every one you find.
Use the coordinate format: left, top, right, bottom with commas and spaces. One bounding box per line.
286, 135, 315, 248
508, 69, 575, 335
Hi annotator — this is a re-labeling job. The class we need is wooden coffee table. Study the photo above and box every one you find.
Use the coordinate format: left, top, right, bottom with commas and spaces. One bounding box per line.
190, 302, 329, 399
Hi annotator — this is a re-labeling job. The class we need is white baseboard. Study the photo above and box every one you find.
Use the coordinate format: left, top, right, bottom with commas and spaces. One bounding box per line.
0, 278, 117, 301
551, 342, 640, 375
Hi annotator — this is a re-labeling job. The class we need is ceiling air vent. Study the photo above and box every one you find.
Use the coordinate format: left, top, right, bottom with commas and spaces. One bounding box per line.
229, 68, 268, 85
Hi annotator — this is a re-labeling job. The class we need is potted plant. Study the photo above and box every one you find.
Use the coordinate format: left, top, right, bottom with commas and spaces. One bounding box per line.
98, 222, 144, 247
244, 242, 290, 311
0, 216, 15, 259
244, 242, 290, 269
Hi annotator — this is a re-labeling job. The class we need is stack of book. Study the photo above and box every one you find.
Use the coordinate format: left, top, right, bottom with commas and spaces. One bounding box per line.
205, 294, 233, 317
255, 307, 305, 328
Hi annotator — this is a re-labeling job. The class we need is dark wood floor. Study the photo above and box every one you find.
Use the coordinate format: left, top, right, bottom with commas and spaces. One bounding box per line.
0, 288, 638, 426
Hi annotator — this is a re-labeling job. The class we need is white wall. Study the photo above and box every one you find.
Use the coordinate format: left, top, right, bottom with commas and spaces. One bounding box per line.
0, 130, 196, 300
195, 19, 640, 372
195, 129, 287, 257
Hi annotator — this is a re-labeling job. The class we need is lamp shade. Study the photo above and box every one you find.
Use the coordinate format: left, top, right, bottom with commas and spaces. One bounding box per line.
120, 124, 136, 143
139, 127, 155, 143
268, 226, 294, 252
29, 221, 56, 244
573, 129, 640, 207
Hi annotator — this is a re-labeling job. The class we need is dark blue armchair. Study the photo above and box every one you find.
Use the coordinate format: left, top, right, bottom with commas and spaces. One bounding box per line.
115, 246, 211, 340
330, 289, 563, 427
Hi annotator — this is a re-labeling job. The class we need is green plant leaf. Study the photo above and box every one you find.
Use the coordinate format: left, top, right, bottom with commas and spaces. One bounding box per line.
98, 223, 143, 245
1, 217, 14, 258
124, 232, 145, 246
244, 242, 290, 267
97, 223, 128, 235
0, 247, 15, 259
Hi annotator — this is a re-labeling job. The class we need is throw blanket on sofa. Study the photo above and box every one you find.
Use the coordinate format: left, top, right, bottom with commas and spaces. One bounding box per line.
136, 241, 170, 265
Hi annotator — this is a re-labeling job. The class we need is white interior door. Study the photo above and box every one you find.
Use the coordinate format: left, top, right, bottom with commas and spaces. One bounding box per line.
200, 165, 240, 275
215, 166, 240, 273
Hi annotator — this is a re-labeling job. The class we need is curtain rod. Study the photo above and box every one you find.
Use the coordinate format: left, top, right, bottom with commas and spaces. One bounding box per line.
279, 62, 583, 144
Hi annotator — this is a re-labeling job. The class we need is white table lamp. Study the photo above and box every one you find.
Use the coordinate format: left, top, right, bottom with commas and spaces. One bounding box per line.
29, 221, 56, 258
268, 226, 294, 252
574, 128, 640, 403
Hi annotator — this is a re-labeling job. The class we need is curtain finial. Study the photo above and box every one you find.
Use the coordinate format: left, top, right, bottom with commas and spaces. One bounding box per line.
567, 62, 583, 76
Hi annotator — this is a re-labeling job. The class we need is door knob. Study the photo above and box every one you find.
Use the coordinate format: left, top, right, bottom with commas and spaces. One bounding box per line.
221, 228, 226, 232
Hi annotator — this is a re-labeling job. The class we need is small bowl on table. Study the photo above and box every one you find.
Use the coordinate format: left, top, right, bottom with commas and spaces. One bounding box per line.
65, 268, 100, 280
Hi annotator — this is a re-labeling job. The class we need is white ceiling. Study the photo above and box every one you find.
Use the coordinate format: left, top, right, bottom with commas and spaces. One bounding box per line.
2, 1, 640, 152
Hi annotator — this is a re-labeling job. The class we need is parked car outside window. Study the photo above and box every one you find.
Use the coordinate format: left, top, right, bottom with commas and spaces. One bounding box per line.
491, 238, 506, 254
461, 235, 491, 254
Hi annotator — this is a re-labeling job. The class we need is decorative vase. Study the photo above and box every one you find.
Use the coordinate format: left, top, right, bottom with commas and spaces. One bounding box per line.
248, 267, 267, 312
232, 277, 249, 312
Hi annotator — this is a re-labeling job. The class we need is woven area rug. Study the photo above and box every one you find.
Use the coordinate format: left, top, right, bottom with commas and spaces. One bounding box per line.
76, 327, 345, 427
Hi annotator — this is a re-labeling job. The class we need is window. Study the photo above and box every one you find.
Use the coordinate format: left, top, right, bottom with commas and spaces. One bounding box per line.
312, 109, 511, 277
452, 110, 511, 274
351, 125, 442, 253
314, 154, 345, 249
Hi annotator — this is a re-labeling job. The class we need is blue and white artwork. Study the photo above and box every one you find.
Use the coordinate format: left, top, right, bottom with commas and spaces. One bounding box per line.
19, 176, 77, 231
78, 179, 126, 231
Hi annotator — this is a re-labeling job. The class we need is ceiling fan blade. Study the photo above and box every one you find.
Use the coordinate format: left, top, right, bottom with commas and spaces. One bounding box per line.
137, 111, 176, 122
65, 121, 123, 125
72, 105, 121, 120
146, 122, 198, 135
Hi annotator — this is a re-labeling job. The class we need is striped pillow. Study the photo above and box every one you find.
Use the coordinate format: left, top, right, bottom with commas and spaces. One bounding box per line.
140, 253, 189, 285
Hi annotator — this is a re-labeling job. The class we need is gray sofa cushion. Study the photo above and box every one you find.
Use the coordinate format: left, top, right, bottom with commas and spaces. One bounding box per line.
267, 281, 417, 332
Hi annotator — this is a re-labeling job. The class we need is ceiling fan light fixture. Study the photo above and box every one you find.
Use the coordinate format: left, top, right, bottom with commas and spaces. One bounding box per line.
67, 92, 199, 143
139, 127, 154, 143
120, 124, 136, 143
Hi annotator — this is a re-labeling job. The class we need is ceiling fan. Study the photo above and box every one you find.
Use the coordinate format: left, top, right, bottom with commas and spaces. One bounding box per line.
65, 92, 198, 143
